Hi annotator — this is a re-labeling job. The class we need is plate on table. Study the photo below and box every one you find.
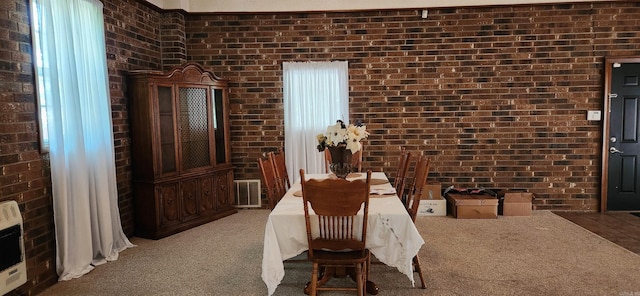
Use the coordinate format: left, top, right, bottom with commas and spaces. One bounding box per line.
369, 194, 395, 198
370, 187, 396, 198
369, 178, 389, 185
328, 172, 362, 179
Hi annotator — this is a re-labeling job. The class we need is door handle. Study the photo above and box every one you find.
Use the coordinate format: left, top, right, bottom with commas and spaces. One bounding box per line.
610, 147, 624, 154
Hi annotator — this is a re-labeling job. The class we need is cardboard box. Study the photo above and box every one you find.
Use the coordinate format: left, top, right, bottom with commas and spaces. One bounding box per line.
422, 183, 441, 200
487, 188, 528, 215
503, 192, 534, 216
417, 198, 446, 216
446, 193, 498, 219
417, 183, 445, 216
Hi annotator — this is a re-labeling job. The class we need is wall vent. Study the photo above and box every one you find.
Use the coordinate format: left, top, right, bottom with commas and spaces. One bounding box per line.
234, 180, 261, 208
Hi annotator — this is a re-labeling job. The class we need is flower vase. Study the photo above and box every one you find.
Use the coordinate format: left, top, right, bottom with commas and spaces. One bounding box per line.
328, 146, 352, 179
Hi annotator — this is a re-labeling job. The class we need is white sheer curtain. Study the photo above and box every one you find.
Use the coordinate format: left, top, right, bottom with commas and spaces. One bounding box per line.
283, 61, 349, 179
31, 0, 134, 281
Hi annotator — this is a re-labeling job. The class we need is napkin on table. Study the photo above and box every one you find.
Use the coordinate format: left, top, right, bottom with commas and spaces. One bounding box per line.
369, 188, 396, 195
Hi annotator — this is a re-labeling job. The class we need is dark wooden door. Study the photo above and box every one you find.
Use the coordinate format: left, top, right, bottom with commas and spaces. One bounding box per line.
606, 62, 640, 211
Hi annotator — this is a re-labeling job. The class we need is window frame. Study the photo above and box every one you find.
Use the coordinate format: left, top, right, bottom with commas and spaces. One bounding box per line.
30, 0, 50, 153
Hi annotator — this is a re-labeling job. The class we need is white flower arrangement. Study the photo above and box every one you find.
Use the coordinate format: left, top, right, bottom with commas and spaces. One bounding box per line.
316, 120, 369, 153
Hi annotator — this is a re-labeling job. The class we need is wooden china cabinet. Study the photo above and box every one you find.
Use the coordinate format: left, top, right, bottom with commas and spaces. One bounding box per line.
128, 63, 236, 239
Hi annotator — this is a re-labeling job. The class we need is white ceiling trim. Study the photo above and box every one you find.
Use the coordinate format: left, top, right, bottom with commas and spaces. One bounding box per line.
145, 0, 614, 13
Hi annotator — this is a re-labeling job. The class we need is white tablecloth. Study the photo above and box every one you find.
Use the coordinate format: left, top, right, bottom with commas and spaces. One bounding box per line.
261, 172, 425, 295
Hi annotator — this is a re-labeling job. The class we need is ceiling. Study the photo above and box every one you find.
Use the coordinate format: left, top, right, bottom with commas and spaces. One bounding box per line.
144, 0, 616, 13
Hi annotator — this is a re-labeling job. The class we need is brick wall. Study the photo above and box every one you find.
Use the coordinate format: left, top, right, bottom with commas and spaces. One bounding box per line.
185, 2, 640, 212
160, 11, 187, 70
1, 0, 57, 294
102, 0, 164, 237
1, 0, 163, 294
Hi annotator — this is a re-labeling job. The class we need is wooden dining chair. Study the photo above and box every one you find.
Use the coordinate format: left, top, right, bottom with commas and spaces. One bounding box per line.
393, 147, 412, 201
403, 155, 431, 289
351, 144, 363, 173
323, 149, 331, 173
258, 156, 284, 210
269, 149, 291, 191
300, 169, 372, 296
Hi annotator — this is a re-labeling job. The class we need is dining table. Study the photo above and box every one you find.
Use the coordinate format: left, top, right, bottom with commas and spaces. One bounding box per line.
261, 171, 425, 295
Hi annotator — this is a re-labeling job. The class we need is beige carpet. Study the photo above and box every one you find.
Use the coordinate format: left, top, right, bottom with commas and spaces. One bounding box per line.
38, 210, 640, 296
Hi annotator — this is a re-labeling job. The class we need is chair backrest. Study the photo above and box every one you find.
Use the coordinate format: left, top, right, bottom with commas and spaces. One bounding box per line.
323, 149, 332, 173
405, 155, 431, 222
300, 169, 372, 256
351, 144, 363, 172
258, 156, 284, 209
393, 147, 412, 200
269, 149, 291, 191
324, 145, 364, 173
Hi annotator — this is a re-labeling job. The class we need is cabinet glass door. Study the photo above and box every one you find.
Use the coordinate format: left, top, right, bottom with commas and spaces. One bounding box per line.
212, 88, 227, 164
179, 87, 211, 170
158, 86, 176, 174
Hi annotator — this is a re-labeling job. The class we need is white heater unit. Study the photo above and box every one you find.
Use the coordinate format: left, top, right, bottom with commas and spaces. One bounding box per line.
0, 200, 27, 296
234, 180, 261, 208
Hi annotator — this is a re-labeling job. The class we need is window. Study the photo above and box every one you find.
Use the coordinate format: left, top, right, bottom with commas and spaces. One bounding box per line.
29, 0, 134, 281
283, 61, 349, 175
30, 4, 49, 151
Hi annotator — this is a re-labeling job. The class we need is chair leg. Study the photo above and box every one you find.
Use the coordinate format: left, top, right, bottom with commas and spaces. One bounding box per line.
356, 263, 367, 296
363, 261, 369, 296
413, 255, 426, 289
310, 263, 319, 296
365, 253, 379, 295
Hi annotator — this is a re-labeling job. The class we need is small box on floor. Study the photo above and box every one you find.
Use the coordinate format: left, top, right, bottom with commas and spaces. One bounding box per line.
503, 192, 535, 216
487, 188, 528, 215
417, 183, 445, 216
446, 193, 498, 219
